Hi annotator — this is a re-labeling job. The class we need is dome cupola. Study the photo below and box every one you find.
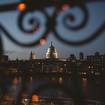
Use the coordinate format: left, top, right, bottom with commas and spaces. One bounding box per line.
45, 42, 58, 59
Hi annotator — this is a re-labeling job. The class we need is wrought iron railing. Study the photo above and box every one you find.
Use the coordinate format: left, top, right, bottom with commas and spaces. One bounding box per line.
0, 0, 105, 105
0, 0, 105, 48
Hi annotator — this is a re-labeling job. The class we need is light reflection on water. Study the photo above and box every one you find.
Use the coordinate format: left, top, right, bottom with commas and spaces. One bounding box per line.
82, 78, 88, 97
0, 76, 104, 104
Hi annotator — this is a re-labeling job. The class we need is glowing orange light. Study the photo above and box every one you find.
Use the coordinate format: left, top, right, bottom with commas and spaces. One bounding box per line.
40, 38, 46, 45
62, 4, 70, 11
32, 95, 39, 102
12, 78, 18, 85
17, 3, 26, 12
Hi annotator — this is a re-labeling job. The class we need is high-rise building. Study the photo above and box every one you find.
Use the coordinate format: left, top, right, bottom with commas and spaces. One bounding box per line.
79, 52, 84, 60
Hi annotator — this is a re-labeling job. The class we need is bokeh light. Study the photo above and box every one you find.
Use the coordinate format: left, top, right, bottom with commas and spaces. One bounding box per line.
32, 95, 39, 102
40, 38, 46, 45
17, 3, 26, 12
61, 4, 70, 11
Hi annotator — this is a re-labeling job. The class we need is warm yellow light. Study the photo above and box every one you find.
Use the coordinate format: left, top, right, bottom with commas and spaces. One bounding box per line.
32, 95, 39, 102
17, 3, 26, 12
59, 77, 63, 84
62, 4, 70, 11
40, 38, 46, 45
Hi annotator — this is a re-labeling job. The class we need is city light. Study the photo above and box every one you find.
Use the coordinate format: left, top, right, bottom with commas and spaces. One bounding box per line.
32, 95, 39, 103
40, 38, 46, 45
17, 3, 26, 12
0, 1, 105, 105
61, 4, 70, 11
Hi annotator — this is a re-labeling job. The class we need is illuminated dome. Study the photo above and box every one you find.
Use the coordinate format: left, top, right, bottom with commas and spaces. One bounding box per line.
45, 42, 58, 59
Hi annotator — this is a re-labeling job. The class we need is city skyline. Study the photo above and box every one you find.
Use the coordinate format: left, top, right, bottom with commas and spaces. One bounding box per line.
3, 46, 105, 60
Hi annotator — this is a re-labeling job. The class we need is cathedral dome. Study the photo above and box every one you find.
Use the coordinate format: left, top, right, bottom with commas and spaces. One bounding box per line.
45, 42, 58, 59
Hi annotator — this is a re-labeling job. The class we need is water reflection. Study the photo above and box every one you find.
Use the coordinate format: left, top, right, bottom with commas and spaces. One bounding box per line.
82, 78, 88, 97
0, 76, 104, 104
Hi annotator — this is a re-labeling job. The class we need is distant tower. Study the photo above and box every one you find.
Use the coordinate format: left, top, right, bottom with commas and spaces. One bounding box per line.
70, 54, 76, 60
30, 51, 36, 60
45, 42, 58, 59
79, 52, 84, 60
0, 36, 8, 62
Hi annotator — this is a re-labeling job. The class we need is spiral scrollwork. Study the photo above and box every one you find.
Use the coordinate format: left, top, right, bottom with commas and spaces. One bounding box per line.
62, 5, 89, 31
0, 9, 50, 47
18, 10, 43, 34
53, 4, 105, 46
0, 1, 105, 47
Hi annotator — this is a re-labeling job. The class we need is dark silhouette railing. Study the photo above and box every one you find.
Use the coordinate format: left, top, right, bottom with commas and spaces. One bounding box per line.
0, 0, 105, 47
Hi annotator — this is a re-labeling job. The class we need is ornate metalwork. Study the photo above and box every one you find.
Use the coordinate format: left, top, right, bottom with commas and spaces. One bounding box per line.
0, 0, 105, 47
0, 1, 105, 104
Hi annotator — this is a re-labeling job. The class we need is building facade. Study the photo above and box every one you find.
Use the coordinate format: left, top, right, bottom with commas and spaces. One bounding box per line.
0, 44, 105, 78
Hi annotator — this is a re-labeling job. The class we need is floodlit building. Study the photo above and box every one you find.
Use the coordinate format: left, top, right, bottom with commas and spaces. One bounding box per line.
45, 42, 58, 59
30, 51, 36, 60
0, 43, 105, 78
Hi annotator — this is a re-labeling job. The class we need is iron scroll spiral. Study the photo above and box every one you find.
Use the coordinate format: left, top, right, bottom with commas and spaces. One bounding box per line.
0, 9, 50, 47
62, 5, 88, 31
0, 2, 105, 47
53, 4, 105, 46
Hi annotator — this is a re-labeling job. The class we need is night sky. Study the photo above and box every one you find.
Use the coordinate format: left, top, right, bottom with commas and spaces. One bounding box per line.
0, 0, 105, 60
